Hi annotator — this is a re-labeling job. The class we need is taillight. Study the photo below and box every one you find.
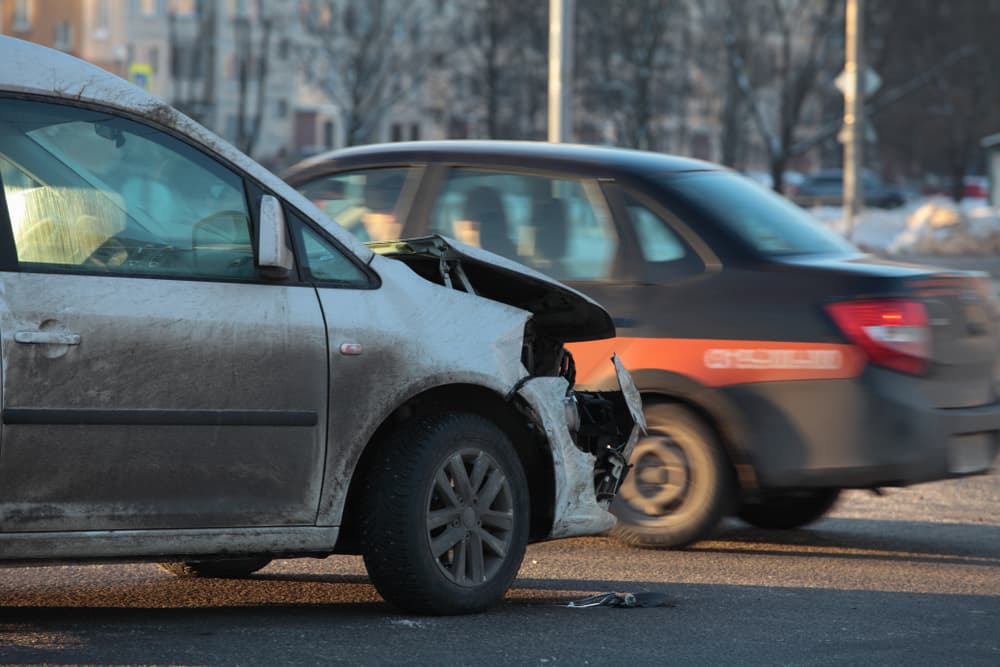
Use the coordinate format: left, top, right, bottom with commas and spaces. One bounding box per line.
825, 299, 930, 375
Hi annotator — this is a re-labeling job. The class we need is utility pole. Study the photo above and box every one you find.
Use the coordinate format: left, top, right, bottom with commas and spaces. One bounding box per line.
842, 0, 864, 240
548, 0, 574, 143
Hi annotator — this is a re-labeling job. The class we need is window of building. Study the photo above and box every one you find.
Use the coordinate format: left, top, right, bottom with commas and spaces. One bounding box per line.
54, 22, 74, 52
230, 0, 250, 18
409, 124, 420, 141
94, 0, 111, 39
13, 0, 33, 33
172, 0, 195, 17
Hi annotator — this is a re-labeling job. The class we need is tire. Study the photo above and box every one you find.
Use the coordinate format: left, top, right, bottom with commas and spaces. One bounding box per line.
610, 402, 733, 548
158, 557, 271, 578
737, 488, 841, 530
360, 413, 529, 615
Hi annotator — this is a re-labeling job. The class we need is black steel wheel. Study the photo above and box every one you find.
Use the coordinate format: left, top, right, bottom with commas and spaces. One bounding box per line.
738, 488, 841, 529
157, 557, 271, 578
360, 413, 529, 615
610, 402, 733, 548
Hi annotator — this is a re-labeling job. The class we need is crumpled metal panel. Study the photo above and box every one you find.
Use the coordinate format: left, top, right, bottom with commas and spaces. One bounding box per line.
518, 378, 620, 539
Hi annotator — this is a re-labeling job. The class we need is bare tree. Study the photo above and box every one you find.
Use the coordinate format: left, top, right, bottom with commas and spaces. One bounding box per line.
232, 13, 274, 156
867, 0, 1000, 199
300, 0, 430, 147
168, 1, 281, 158
575, 0, 688, 150
724, 0, 841, 192
168, 1, 217, 127
443, 0, 548, 140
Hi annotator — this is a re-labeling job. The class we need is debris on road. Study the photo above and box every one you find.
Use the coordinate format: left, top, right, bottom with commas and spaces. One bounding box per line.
565, 592, 673, 608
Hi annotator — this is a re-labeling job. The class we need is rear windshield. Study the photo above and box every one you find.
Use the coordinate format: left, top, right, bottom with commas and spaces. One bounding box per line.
660, 171, 858, 256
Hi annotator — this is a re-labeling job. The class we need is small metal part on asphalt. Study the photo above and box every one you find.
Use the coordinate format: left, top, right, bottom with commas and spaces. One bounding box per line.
564, 591, 672, 608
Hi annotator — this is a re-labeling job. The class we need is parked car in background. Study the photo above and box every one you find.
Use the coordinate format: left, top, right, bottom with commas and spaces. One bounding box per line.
741, 169, 805, 196
0, 37, 644, 615
286, 140, 1000, 548
794, 169, 906, 209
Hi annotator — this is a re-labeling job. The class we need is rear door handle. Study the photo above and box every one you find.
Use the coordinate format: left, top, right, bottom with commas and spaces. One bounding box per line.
15, 331, 81, 345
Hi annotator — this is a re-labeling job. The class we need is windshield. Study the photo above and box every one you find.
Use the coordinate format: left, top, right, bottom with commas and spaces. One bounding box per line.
660, 171, 858, 256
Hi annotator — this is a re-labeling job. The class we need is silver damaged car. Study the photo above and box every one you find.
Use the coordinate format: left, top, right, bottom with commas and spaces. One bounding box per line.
0, 37, 643, 614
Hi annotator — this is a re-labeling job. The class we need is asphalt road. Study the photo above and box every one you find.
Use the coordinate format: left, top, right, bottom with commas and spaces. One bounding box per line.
1, 469, 998, 666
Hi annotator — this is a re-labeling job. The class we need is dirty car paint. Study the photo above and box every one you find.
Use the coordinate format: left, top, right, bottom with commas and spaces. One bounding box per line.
0, 35, 637, 565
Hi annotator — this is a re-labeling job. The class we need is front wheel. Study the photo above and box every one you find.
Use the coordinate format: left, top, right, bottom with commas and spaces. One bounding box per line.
158, 557, 271, 578
610, 402, 733, 548
360, 413, 530, 615
737, 489, 841, 529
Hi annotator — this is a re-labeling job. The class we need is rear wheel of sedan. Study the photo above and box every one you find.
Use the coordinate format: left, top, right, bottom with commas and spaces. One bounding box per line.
360, 413, 529, 615
158, 557, 271, 578
737, 488, 841, 529
610, 402, 733, 548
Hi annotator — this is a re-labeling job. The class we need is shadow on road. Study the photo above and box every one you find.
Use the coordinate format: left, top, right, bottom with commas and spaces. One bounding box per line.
697, 517, 1000, 567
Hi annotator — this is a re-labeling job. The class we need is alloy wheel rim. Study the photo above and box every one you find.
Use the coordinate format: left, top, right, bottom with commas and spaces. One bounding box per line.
618, 435, 691, 516
425, 448, 514, 587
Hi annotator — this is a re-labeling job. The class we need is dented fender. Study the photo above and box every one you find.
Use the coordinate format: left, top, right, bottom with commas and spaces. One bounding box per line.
517, 377, 616, 538
515, 359, 643, 540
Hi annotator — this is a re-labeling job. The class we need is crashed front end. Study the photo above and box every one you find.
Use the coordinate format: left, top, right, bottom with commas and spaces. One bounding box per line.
368, 236, 645, 539
515, 355, 644, 538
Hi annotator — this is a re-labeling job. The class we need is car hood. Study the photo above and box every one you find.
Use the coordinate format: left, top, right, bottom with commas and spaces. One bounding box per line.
367, 235, 615, 342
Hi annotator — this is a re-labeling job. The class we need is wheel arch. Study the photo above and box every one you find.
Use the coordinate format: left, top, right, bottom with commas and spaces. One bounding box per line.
334, 382, 556, 554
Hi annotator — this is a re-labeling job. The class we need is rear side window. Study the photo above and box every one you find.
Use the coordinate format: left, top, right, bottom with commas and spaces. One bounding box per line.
661, 171, 857, 256
296, 167, 413, 243
0, 98, 256, 280
623, 191, 704, 282
625, 194, 687, 262
429, 168, 618, 281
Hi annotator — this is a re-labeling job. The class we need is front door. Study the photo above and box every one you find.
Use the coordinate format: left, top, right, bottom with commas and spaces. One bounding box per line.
0, 97, 328, 532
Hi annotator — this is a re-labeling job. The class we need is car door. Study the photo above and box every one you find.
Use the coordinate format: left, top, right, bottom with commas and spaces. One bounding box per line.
0, 97, 328, 532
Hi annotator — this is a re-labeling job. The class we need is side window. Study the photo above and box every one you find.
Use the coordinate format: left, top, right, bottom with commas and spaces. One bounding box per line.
623, 191, 704, 281
296, 167, 412, 243
429, 168, 617, 281
294, 219, 370, 286
0, 98, 255, 280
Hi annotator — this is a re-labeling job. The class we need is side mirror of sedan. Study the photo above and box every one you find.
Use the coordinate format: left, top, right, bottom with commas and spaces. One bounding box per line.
258, 194, 294, 279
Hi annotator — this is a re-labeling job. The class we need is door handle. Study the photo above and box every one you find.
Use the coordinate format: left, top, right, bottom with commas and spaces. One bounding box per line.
15, 331, 81, 345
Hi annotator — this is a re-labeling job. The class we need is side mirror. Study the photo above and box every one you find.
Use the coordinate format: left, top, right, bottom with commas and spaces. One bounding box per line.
257, 194, 294, 279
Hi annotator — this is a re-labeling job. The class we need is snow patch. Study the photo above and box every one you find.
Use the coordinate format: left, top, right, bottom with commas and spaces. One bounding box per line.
808, 197, 1000, 256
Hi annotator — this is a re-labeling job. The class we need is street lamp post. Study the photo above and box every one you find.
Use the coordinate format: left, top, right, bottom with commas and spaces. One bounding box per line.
843, 0, 865, 240
548, 0, 574, 143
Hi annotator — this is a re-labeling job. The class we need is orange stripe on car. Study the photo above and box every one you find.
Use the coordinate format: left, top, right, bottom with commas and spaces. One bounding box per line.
569, 338, 866, 387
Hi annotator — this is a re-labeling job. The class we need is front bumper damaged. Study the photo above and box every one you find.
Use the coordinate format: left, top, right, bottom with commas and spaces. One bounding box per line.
517, 355, 645, 539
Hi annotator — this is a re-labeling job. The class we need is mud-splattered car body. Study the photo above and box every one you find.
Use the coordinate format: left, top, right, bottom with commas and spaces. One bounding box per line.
0, 37, 641, 614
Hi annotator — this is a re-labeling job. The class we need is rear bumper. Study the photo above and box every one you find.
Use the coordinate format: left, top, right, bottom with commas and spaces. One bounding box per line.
726, 370, 1000, 489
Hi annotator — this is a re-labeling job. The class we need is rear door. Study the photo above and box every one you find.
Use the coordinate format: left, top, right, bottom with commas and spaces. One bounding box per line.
0, 97, 328, 532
